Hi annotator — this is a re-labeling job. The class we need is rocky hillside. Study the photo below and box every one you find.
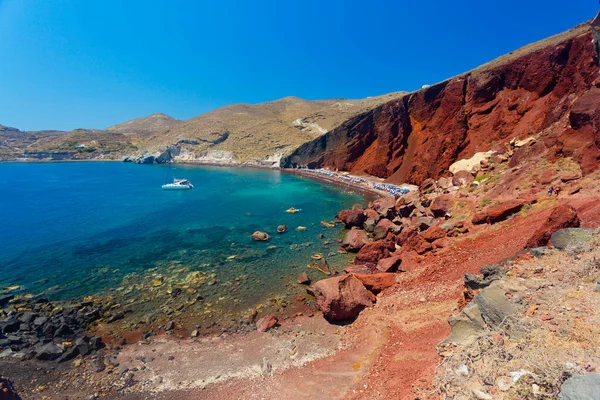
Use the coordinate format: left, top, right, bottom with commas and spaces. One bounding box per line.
106, 112, 180, 137
0, 125, 137, 161
282, 23, 600, 185
131, 93, 406, 166
1, 93, 406, 164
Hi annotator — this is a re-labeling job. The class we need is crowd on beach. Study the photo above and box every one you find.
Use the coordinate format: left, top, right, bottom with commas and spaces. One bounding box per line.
299, 167, 410, 197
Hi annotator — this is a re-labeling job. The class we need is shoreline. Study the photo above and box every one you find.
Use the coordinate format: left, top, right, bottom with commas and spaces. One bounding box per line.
2, 158, 391, 199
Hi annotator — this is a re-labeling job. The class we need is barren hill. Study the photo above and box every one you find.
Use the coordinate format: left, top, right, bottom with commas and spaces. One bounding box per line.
106, 112, 180, 137
131, 93, 407, 165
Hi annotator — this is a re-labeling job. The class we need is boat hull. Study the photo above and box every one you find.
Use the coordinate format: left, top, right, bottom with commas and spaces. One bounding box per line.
162, 184, 193, 190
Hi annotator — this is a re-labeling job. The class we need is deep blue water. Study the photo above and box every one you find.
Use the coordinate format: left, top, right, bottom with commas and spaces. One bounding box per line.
0, 162, 365, 308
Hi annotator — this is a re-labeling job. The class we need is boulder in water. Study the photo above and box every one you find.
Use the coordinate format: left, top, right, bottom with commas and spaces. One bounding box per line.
251, 231, 270, 241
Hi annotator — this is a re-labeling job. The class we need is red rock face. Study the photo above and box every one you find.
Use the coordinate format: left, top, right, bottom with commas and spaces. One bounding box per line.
282, 29, 600, 183
526, 204, 580, 248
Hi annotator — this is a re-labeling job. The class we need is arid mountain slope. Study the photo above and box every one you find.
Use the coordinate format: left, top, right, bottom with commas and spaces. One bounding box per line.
282, 23, 600, 184
134, 93, 407, 164
106, 112, 180, 137
0, 124, 136, 161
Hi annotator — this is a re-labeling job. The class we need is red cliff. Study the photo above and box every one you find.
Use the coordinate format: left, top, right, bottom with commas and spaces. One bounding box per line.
282, 23, 600, 185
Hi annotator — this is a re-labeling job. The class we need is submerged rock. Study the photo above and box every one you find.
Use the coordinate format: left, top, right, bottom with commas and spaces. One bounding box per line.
251, 231, 270, 241
277, 225, 287, 233
297, 272, 311, 285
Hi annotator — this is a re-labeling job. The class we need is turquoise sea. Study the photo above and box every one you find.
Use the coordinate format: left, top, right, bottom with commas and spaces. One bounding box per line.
0, 162, 365, 329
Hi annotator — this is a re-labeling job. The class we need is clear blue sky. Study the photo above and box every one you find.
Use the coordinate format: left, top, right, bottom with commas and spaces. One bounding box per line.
0, 0, 597, 131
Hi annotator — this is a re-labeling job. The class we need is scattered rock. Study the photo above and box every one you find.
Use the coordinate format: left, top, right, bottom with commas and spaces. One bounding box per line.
373, 219, 401, 240
342, 228, 369, 252
355, 240, 393, 265
350, 273, 396, 294
452, 170, 474, 187
430, 195, 453, 218
419, 178, 435, 192
550, 228, 597, 251
261, 357, 272, 376
558, 373, 600, 400
251, 231, 270, 241
526, 204, 580, 248
311, 275, 373, 320
337, 209, 366, 229
343, 265, 374, 275
276, 225, 287, 233
297, 272, 311, 285
35, 343, 63, 361
485, 200, 525, 223
375, 256, 402, 273
164, 321, 175, 331
316, 258, 332, 275
256, 314, 278, 332
421, 225, 446, 242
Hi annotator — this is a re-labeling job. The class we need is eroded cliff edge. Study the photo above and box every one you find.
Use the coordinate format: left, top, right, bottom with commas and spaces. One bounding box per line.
282, 23, 600, 185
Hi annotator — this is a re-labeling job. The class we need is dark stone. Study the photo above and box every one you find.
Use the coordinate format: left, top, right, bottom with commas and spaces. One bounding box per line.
33, 317, 48, 327
0, 319, 20, 334
35, 343, 64, 361
90, 356, 106, 373
18, 312, 37, 324
530, 247, 552, 258
0, 375, 21, 400
57, 346, 79, 363
55, 324, 74, 337
0, 295, 15, 307
164, 321, 175, 331
89, 336, 103, 350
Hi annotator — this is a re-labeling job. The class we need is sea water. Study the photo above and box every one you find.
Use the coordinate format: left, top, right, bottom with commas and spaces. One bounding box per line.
0, 162, 365, 329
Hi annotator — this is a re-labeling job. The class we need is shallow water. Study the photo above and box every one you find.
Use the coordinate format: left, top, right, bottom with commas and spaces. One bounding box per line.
0, 162, 365, 329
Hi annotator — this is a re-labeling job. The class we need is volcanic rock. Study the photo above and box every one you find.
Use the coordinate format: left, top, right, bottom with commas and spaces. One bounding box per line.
526, 204, 580, 248
421, 225, 446, 242
256, 315, 278, 332
373, 218, 401, 240
337, 209, 366, 229
375, 256, 402, 273
311, 274, 373, 321
344, 265, 374, 275
341, 227, 369, 252
36, 342, 63, 361
297, 272, 311, 285
430, 195, 453, 218
351, 273, 396, 294
558, 373, 600, 400
485, 200, 525, 223
354, 240, 393, 265
316, 258, 332, 275
370, 197, 395, 218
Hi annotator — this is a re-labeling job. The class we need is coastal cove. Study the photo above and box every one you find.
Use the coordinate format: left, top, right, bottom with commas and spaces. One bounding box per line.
0, 162, 366, 334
